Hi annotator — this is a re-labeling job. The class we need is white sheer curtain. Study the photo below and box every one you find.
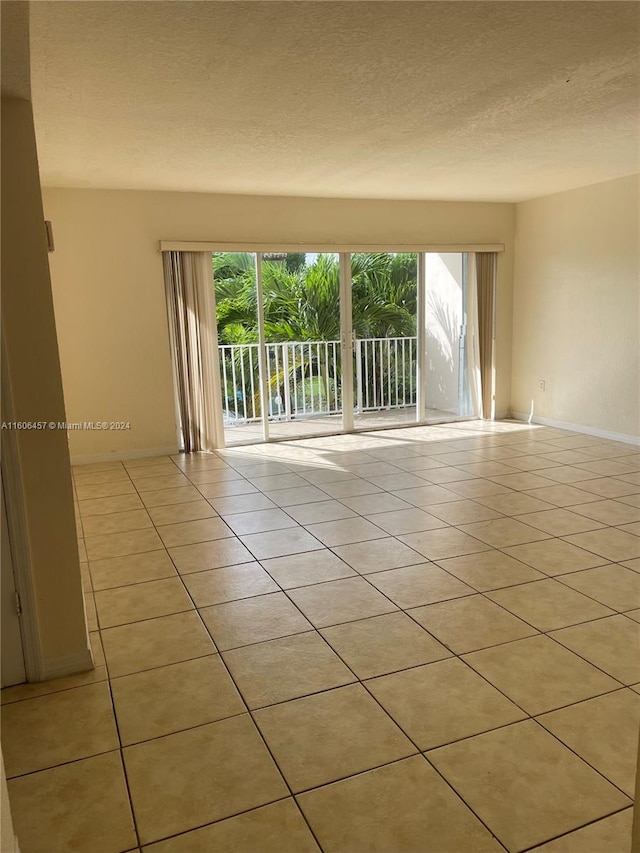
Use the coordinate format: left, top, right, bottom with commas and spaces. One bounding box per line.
162, 251, 223, 452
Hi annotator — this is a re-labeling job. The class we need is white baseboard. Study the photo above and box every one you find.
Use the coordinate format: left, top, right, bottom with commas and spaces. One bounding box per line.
70, 445, 180, 466
509, 412, 640, 447
41, 646, 94, 680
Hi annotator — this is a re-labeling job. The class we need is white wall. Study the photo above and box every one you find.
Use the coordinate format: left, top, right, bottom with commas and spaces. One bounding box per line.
511, 175, 640, 439
424, 253, 463, 414
43, 189, 515, 459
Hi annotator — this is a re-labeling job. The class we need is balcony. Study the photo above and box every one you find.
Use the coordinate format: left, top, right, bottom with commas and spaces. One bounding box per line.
219, 337, 458, 443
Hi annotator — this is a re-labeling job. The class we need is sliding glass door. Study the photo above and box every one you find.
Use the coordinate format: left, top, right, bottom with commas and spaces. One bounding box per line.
212, 250, 473, 446
350, 253, 419, 431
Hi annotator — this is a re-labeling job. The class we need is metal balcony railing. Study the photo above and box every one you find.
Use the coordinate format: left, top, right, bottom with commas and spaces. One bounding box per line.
219, 337, 417, 426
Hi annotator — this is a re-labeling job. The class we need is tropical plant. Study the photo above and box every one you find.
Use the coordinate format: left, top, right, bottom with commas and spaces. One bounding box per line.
213, 252, 418, 421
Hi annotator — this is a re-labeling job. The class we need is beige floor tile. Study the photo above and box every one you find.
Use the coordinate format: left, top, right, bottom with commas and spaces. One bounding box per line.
304, 517, 387, 547
522, 484, 601, 507
332, 537, 425, 573
261, 550, 356, 588
575, 478, 640, 498
475, 492, 555, 516
564, 527, 640, 562
124, 455, 174, 469
489, 472, 555, 491
437, 550, 546, 591
571, 499, 640, 526
78, 493, 144, 520
1, 681, 119, 777
391, 484, 463, 506
621, 520, 640, 536
210, 493, 277, 514
255, 683, 416, 792
85, 527, 163, 560
502, 539, 607, 575
367, 658, 525, 749
339, 492, 414, 514
577, 459, 640, 477
184, 467, 245, 485
266, 485, 332, 506
411, 594, 537, 653
398, 527, 491, 560
111, 655, 244, 745
95, 577, 194, 628
147, 499, 217, 525
422, 499, 503, 524
183, 562, 279, 606
156, 516, 232, 547
142, 799, 320, 853
287, 577, 397, 627
620, 493, 640, 509
530, 809, 633, 853
298, 755, 503, 853
134, 473, 191, 492
515, 507, 606, 536
557, 564, 640, 612
224, 508, 298, 535
169, 538, 255, 573
456, 460, 518, 476
527, 466, 599, 485
7, 751, 137, 853
74, 468, 130, 486
459, 518, 550, 548
429, 720, 630, 853
250, 472, 309, 491
101, 610, 216, 677
365, 507, 448, 534
223, 632, 356, 709
141, 485, 204, 507
486, 579, 614, 631
241, 528, 324, 559
129, 462, 183, 480
463, 634, 619, 715
447, 478, 512, 498
550, 615, 640, 684
200, 592, 312, 649
366, 563, 474, 608
321, 611, 451, 678
124, 715, 288, 845
81, 508, 153, 536
537, 689, 640, 796
76, 480, 136, 500
196, 479, 258, 499
285, 500, 357, 524
622, 557, 640, 571
90, 549, 177, 590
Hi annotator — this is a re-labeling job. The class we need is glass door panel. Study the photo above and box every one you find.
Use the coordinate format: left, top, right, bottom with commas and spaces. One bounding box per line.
351, 253, 419, 431
213, 252, 263, 445
261, 252, 343, 440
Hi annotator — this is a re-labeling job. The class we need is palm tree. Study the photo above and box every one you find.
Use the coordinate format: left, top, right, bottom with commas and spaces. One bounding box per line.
213, 252, 418, 420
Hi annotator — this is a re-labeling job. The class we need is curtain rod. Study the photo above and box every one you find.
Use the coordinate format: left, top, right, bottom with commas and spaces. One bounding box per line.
159, 241, 505, 254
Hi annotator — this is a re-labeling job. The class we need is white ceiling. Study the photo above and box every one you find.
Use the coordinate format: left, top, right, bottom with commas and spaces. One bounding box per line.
30, 1, 640, 202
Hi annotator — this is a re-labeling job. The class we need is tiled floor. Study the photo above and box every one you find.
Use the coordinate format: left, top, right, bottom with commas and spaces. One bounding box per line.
3, 420, 640, 852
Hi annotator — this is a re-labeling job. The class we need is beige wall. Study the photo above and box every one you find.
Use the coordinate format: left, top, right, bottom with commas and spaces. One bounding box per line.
512, 175, 640, 439
43, 188, 515, 459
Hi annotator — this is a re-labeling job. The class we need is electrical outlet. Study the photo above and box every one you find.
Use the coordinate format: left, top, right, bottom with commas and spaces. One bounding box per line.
538, 380, 546, 391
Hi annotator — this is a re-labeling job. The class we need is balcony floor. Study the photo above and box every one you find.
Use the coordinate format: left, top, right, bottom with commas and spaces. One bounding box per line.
224, 405, 462, 446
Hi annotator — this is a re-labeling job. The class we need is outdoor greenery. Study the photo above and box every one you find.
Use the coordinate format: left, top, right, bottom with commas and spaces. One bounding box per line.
213, 252, 418, 422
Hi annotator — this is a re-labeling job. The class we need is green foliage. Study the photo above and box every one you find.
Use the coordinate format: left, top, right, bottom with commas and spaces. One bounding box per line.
213, 252, 417, 343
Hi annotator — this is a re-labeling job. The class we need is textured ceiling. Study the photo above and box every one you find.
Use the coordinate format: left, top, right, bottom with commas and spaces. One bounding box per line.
30, 1, 640, 201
